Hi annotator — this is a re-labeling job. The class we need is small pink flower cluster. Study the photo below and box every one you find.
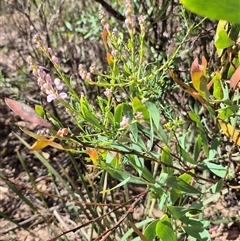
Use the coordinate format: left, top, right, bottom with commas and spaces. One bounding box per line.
138, 15, 146, 34
120, 116, 130, 128
78, 64, 92, 81
124, 0, 136, 34
99, 10, 108, 26
28, 57, 67, 102
36, 67, 67, 102
104, 88, 112, 97
37, 129, 50, 136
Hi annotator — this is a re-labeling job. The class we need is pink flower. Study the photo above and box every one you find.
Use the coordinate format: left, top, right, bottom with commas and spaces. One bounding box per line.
47, 47, 53, 55
52, 55, 59, 64
104, 88, 112, 97
120, 116, 130, 128
47, 92, 67, 102
47, 93, 57, 102
54, 78, 63, 90
45, 74, 52, 84
59, 92, 67, 99
135, 111, 143, 119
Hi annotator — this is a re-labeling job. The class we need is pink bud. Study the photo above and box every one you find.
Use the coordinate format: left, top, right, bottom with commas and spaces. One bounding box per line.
37, 77, 44, 86
47, 47, 53, 55
45, 74, 52, 84
54, 78, 63, 90
120, 116, 130, 128
52, 55, 59, 64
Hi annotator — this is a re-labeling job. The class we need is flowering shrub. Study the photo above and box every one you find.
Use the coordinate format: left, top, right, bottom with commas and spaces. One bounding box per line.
3, 0, 240, 240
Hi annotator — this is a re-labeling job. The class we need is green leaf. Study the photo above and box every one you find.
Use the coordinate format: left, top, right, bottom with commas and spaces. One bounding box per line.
168, 206, 188, 219
101, 162, 145, 184
181, 0, 240, 24
218, 105, 239, 120
143, 220, 158, 241
130, 154, 155, 183
65, 21, 73, 31
170, 189, 180, 204
35, 105, 45, 118
194, 135, 202, 162
146, 102, 168, 145
81, 99, 105, 130
156, 214, 176, 241
101, 177, 131, 194
178, 145, 196, 164
114, 103, 124, 126
182, 226, 211, 241
206, 162, 233, 178
179, 172, 193, 184
162, 146, 174, 175
189, 111, 200, 123
215, 29, 235, 49
146, 101, 160, 130
213, 72, 223, 100
132, 97, 150, 121
166, 176, 201, 195
130, 122, 139, 142
121, 218, 155, 241
208, 179, 224, 193
180, 217, 206, 227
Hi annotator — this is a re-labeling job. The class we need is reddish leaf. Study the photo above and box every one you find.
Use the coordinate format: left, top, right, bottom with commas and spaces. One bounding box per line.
5, 98, 51, 127
190, 56, 209, 99
102, 27, 109, 51
190, 56, 207, 90
230, 65, 240, 90
168, 69, 210, 106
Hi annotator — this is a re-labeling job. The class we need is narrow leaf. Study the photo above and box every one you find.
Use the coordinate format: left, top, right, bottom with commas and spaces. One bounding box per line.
162, 146, 173, 175
213, 72, 223, 99
30, 137, 55, 151
166, 176, 201, 195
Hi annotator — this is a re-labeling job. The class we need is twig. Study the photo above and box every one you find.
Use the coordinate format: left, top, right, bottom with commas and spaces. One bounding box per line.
95, 191, 147, 241
93, 0, 125, 22
47, 190, 148, 241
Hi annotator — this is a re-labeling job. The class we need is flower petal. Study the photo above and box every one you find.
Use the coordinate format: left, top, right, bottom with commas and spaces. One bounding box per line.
59, 92, 67, 99
47, 93, 56, 102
